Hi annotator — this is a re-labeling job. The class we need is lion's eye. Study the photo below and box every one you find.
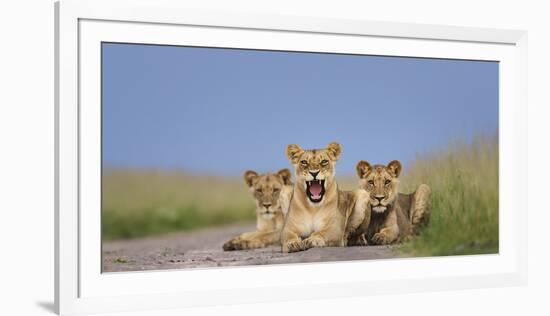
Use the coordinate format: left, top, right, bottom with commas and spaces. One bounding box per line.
368, 180, 374, 186
255, 188, 262, 194
273, 188, 280, 194
385, 180, 391, 186
321, 159, 329, 166
300, 160, 308, 166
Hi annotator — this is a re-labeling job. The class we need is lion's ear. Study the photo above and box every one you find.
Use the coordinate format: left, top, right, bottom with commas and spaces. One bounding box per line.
286, 144, 304, 164
243, 170, 259, 187
387, 160, 402, 177
326, 142, 342, 161
277, 168, 292, 185
356, 160, 371, 179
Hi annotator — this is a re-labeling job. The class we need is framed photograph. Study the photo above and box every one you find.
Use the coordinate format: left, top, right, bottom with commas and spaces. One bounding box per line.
55, 0, 527, 314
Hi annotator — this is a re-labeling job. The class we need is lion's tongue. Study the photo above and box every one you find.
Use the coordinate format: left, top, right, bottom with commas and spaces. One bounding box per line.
309, 181, 322, 198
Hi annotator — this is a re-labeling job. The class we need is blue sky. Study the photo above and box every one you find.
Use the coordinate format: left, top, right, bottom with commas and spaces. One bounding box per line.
102, 43, 498, 176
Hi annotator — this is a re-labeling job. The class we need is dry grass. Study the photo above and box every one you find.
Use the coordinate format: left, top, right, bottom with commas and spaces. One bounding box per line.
102, 170, 255, 240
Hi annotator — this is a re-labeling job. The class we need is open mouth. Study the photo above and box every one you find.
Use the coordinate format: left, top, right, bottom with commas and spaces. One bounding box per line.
306, 179, 325, 203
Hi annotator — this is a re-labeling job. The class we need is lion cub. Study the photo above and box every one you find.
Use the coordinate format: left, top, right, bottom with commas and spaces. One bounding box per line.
281, 142, 369, 253
349, 160, 432, 245
223, 169, 293, 251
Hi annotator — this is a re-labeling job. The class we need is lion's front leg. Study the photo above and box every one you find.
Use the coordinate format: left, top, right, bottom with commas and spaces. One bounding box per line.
281, 222, 306, 253
344, 189, 371, 246
303, 217, 345, 250
371, 209, 399, 245
223, 231, 275, 251
223, 235, 259, 251
411, 184, 432, 234
281, 213, 313, 253
257, 230, 282, 247
223, 235, 246, 251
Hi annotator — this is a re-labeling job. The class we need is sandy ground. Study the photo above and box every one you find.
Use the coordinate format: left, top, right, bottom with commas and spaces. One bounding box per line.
102, 223, 399, 272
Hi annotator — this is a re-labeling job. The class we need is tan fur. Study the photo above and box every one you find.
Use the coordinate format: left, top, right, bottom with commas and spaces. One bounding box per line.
223, 169, 293, 251
281, 142, 369, 252
351, 160, 432, 245
340, 189, 371, 246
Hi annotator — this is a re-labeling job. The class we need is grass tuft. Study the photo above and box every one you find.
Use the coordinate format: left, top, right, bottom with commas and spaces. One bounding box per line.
398, 134, 499, 256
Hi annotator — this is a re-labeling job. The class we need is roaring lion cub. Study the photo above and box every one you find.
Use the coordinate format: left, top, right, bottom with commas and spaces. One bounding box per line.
350, 160, 431, 245
281, 142, 369, 252
223, 169, 293, 251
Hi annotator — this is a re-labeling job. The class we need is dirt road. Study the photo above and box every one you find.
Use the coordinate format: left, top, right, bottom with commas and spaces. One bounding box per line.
102, 223, 398, 272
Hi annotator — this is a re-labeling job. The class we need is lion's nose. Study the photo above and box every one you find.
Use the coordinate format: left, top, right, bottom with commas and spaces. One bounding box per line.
263, 203, 272, 209
309, 171, 319, 179
374, 196, 384, 203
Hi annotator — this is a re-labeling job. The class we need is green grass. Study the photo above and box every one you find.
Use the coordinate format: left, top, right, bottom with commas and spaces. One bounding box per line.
398, 135, 499, 256
102, 170, 256, 240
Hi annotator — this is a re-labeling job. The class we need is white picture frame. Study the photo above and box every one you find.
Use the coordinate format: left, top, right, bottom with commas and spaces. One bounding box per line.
55, 0, 528, 314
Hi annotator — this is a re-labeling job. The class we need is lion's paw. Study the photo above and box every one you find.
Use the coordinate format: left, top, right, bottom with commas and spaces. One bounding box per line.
223, 238, 240, 251
371, 232, 389, 245
303, 235, 326, 249
223, 238, 265, 251
284, 239, 305, 253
